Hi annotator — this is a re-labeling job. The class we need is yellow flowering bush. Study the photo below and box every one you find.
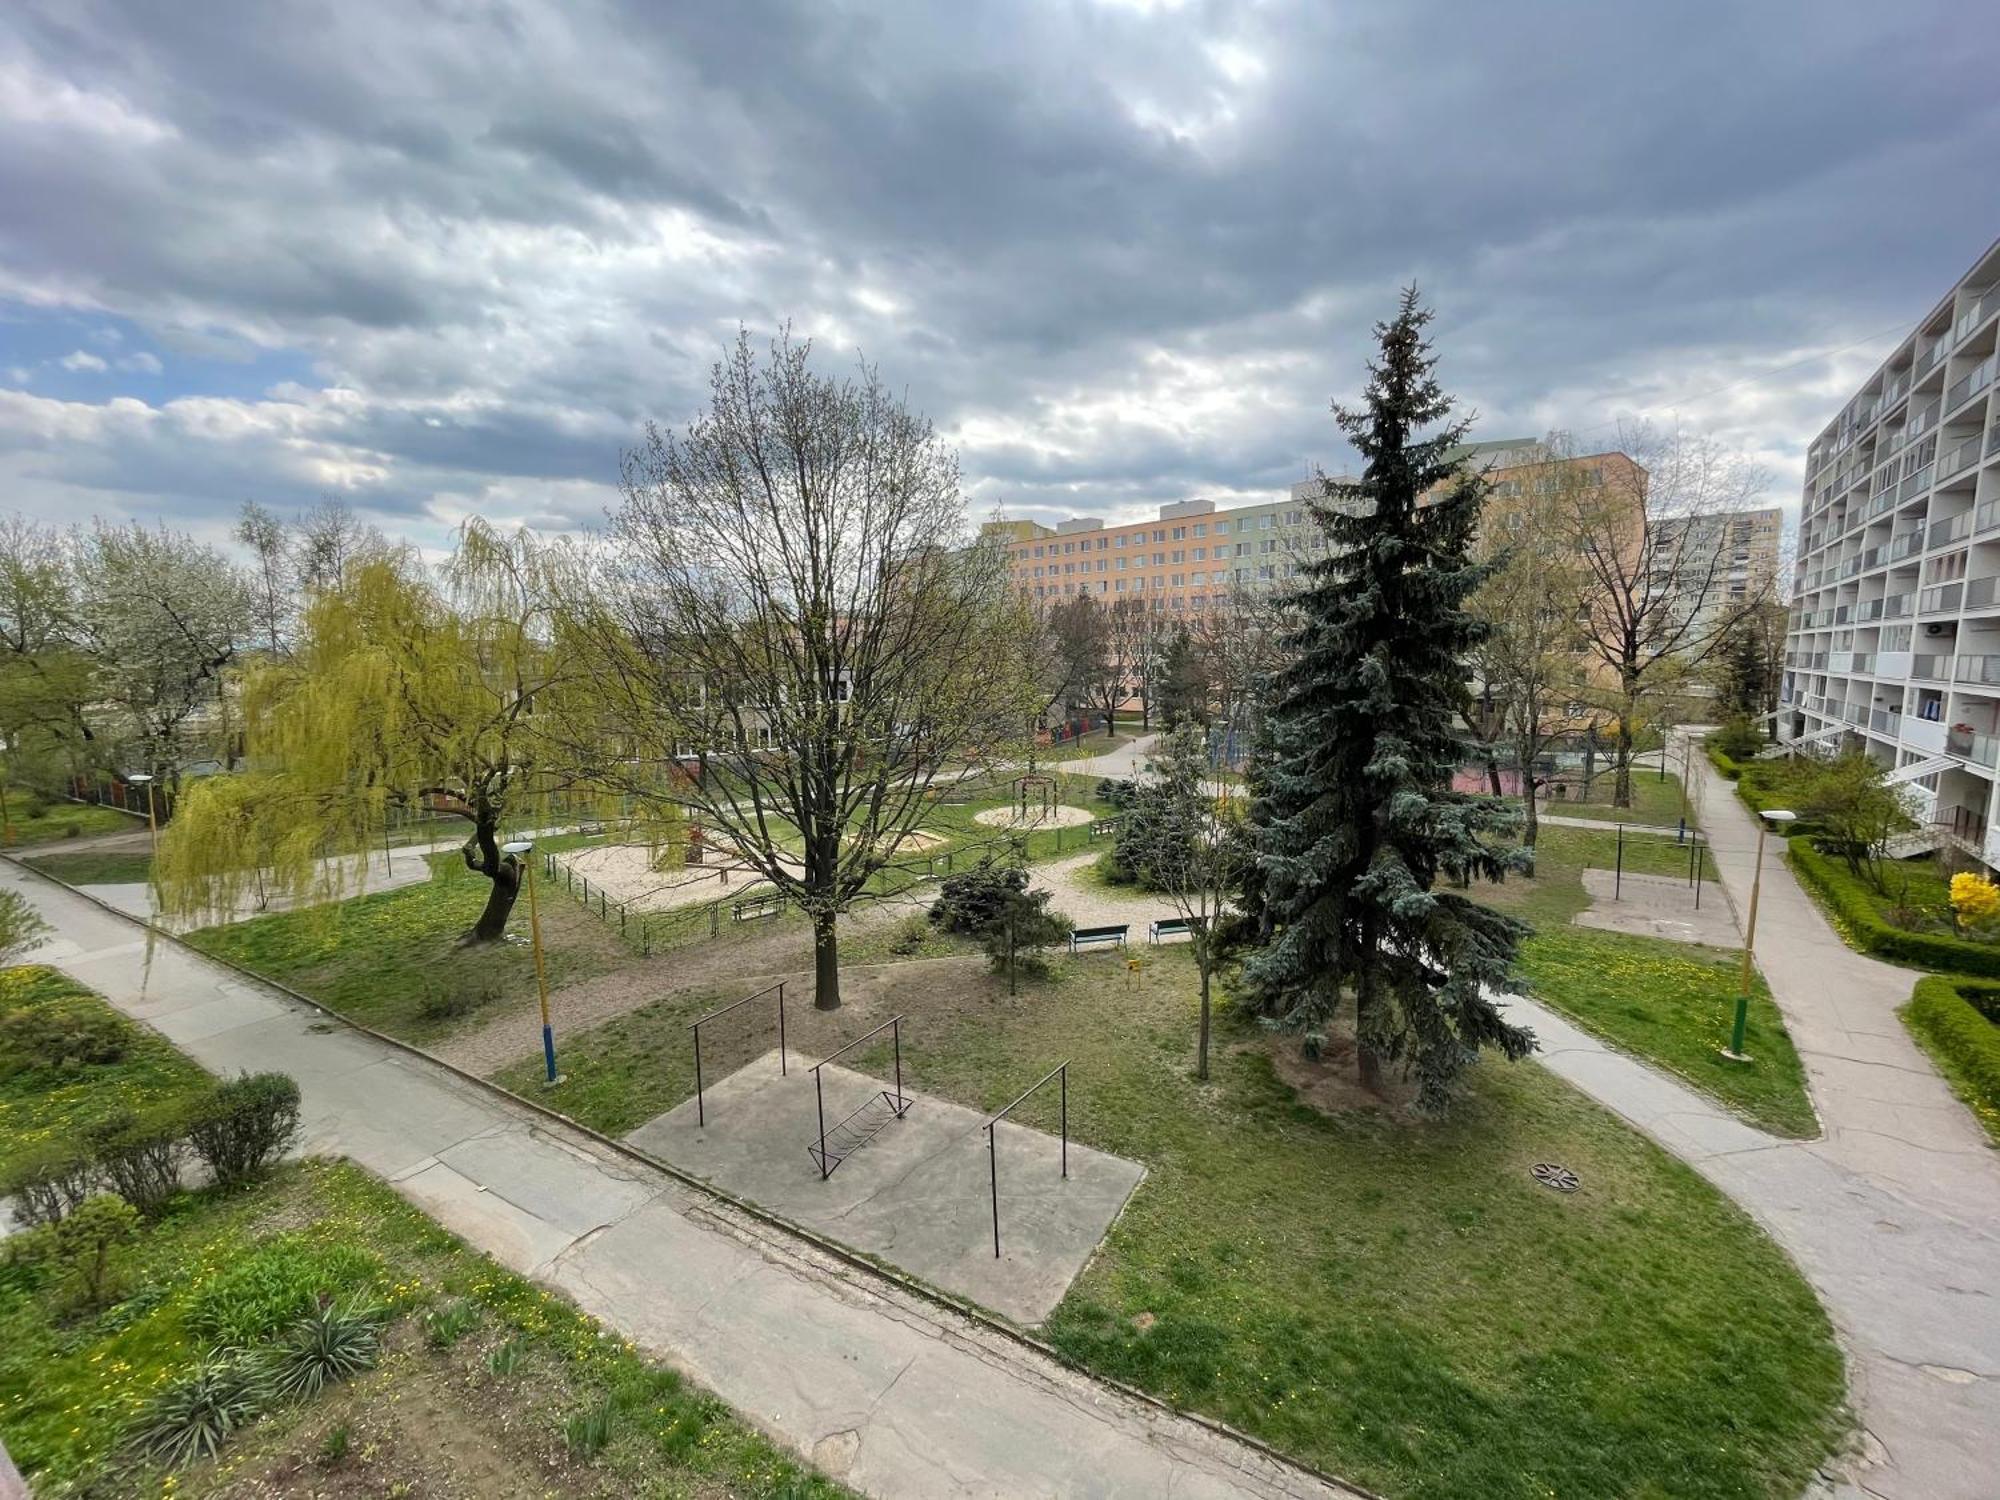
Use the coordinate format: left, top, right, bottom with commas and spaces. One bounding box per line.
1950, 872, 2000, 934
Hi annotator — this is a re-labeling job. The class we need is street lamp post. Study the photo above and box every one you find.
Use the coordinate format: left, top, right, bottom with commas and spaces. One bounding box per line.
125, 771, 159, 856
502, 839, 559, 1085
1724, 807, 1796, 1061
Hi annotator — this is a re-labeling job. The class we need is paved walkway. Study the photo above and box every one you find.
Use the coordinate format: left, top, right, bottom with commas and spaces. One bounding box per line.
0, 860, 1356, 1500
1654, 731, 2000, 1500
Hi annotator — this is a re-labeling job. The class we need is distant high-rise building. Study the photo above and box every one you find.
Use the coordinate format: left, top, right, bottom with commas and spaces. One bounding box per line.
1780, 236, 2000, 867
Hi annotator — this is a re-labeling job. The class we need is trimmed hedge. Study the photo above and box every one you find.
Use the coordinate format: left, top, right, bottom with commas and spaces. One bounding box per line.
1788, 839, 2000, 978
1705, 743, 1744, 780
1902, 976, 2000, 1142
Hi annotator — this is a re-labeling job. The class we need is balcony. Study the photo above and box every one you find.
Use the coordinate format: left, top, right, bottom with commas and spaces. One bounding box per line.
1899, 463, 1934, 500
1929, 512, 1971, 549
1968, 576, 2000, 611
1905, 715, 1949, 754
1947, 353, 1997, 415
1890, 530, 1925, 561
1954, 287, 1998, 344
1913, 654, 1953, 681
1948, 730, 2000, 772
1953, 653, 2000, 688
1938, 433, 1986, 485
1917, 581, 1963, 614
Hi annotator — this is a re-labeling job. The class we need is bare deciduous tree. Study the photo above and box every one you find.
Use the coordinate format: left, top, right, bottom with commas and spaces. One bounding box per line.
1556, 424, 1767, 806
577, 330, 1022, 1010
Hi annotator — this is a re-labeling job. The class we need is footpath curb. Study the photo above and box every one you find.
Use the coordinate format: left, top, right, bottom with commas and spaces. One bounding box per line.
2, 851, 1378, 1500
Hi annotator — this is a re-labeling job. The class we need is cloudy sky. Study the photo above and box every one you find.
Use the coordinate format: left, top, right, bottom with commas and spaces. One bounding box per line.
1, 0, 1995, 555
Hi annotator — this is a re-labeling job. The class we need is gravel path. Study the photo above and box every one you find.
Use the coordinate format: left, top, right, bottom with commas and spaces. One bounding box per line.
1026, 849, 1179, 930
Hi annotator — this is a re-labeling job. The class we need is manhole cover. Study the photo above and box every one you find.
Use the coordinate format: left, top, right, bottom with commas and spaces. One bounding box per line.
1531, 1163, 1580, 1193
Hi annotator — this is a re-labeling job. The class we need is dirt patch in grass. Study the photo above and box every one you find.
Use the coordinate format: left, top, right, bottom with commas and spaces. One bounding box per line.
1260, 1033, 1418, 1119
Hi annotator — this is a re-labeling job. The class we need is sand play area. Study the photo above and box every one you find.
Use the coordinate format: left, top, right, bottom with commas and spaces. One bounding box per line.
972, 804, 1095, 832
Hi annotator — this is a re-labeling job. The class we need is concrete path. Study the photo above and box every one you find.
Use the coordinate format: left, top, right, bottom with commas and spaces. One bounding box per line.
1622, 732, 2000, 1500
1534, 812, 1685, 835
1056, 733, 1161, 782
0, 860, 1358, 1500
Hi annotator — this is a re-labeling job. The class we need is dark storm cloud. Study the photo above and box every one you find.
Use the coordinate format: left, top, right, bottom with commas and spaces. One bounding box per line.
0, 0, 1994, 545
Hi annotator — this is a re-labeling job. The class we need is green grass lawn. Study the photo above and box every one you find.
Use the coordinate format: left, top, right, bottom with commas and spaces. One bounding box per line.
1, 797, 140, 847
1543, 768, 1695, 827
1476, 827, 1817, 1138
520, 947, 1845, 1500
21, 850, 154, 885
0, 966, 213, 1183
183, 854, 637, 1045
0, 1159, 849, 1499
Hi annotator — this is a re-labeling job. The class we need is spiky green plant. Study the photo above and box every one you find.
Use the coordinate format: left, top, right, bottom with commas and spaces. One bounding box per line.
563, 1399, 614, 1459
127, 1357, 270, 1465
265, 1297, 385, 1399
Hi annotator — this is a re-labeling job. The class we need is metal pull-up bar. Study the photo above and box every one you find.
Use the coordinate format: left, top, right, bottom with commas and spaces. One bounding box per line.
809, 1015, 911, 1180
688, 980, 788, 1128
986, 1061, 1069, 1258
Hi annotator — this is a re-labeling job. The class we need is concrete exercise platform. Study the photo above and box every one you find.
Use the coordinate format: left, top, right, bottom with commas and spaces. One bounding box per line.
1573, 868, 1740, 948
626, 1049, 1145, 1325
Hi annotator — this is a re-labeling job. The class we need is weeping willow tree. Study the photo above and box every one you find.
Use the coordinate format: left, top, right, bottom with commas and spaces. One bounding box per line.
157, 523, 637, 940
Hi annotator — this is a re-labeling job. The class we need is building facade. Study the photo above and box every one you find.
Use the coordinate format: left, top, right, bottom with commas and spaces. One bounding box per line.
1780, 236, 2000, 865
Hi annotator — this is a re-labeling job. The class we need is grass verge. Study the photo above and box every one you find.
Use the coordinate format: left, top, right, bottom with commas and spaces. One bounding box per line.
183, 854, 637, 1045
1901, 976, 2000, 1146
1, 798, 139, 847
21, 850, 154, 885
0, 1158, 849, 1498
0, 965, 214, 1182
512, 943, 1846, 1500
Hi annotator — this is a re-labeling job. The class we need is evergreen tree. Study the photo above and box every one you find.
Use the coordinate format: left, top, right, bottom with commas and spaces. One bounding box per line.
1246, 289, 1535, 1112
1156, 625, 1206, 726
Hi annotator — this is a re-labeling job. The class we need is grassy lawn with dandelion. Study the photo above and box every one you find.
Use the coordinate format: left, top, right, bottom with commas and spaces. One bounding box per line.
0, 1158, 851, 1499
522, 935, 1847, 1500
0, 966, 214, 1183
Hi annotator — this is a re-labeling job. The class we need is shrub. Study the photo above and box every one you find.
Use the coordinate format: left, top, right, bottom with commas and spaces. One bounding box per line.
1903, 977, 2000, 1139
981, 886, 1073, 990
186, 1235, 383, 1347
8, 1195, 143, 1309
127, 1356, 270, 1466
264, 1297, 386, 1399
929, 856, 1029, 935
189, 1072, 302, 1187
1095, 777, 1137, 810
487, 1336, 529, 1375
3, 1141, 101, 1228
1709, 715, 1766, 763
1790, 840, 2000, 978
884, 913, 933, 956
1950, 873, 2000, 936
0, 998, 127, 1077
1706, 741, 1744, 780
86, 1104, 191, 1216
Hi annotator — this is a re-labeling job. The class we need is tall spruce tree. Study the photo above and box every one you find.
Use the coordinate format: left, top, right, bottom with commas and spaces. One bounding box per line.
1246, 289, 1535, 1113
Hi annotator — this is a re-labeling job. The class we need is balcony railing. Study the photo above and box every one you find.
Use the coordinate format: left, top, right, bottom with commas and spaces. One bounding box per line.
1953, 654, 2000, 688
1938, 434, 1985, 485
1918, 581, 1963, 614
1890, 530, 1925, 561
1900, 463, 1934, 500
1929, 512, 1971, 548
1967, 575, 2000, 610
1913, 654, 1952, 681
1947, 354, 1996, 414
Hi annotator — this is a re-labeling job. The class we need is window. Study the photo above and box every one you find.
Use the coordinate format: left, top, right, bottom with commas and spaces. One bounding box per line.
1286, 510, 1302, 526
1193, 546, 1207, 560
1236, 542, 1250, 557
752, 724, 773, 748
1214, 520, 1230, 534
1033, 545, 1045, 558
1564, 702, 1587, 720
1115, 535, 1128, 547
1171, 573, 1184, 587
1096, 559, 1107, 572
1064, 562, 1075, 574
1171, 549, 1184, 563
1115, 579, 1127, 593
1097, 536, 1109, 550
1153, 529, 1166, 543
1260, 514, 1273, 530
1116, 556, 1127, 570
1033, 566, 1043, 578
1258, 565, 1274, 580
1134, 575, 1146, 591
1194, 523, 1207, 537
1153, 552, 1165, 565
1171, 526, 1186, 540
1064, 541, 1075, 554
1259, 539, 1276, 554
1097, 580, 1107, 594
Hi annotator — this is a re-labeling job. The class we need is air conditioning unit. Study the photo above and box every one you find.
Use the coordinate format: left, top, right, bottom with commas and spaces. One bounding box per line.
1924, 622, 1950, 637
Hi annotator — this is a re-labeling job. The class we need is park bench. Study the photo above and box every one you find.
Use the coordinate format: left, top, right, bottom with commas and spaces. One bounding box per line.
576, 820, 606, 837
1088, 817, 1122, 840
1148, 917, 1194, 946
1069, 923, 1129, 955
732, 892, 785, 923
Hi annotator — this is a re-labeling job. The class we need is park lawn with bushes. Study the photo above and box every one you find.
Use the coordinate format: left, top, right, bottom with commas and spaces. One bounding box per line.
1470, 828, 1817, 1138
1901, 976, 2000, 1145
0, 1159, 849, 1500
0, 966, 213, 1183
1539, 768, 1693, 827
1, 796, 138, 847
183, 853, 638, 1045
519, 943, 1846, 1500
22, 850, 154, 885
1786, 839, 2000, 978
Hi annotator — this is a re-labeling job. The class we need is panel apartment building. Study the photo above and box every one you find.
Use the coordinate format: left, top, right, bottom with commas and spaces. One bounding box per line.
1780, 236, 2000, 864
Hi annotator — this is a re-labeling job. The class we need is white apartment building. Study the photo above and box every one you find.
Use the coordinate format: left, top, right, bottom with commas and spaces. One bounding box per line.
1780, 236, 2000, 865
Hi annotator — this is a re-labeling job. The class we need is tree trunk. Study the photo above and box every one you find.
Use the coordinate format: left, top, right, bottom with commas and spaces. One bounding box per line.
1354, 967, 1384, 1093
469, 858, 521, 941
812, 908, 841, 1010
1614, 714, 1635, 808
1195, 960, 1212, 1081
1485, 751, 1502, 797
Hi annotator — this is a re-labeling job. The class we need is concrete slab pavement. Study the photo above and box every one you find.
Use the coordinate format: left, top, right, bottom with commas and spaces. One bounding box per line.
0, 858, 1360, 1500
